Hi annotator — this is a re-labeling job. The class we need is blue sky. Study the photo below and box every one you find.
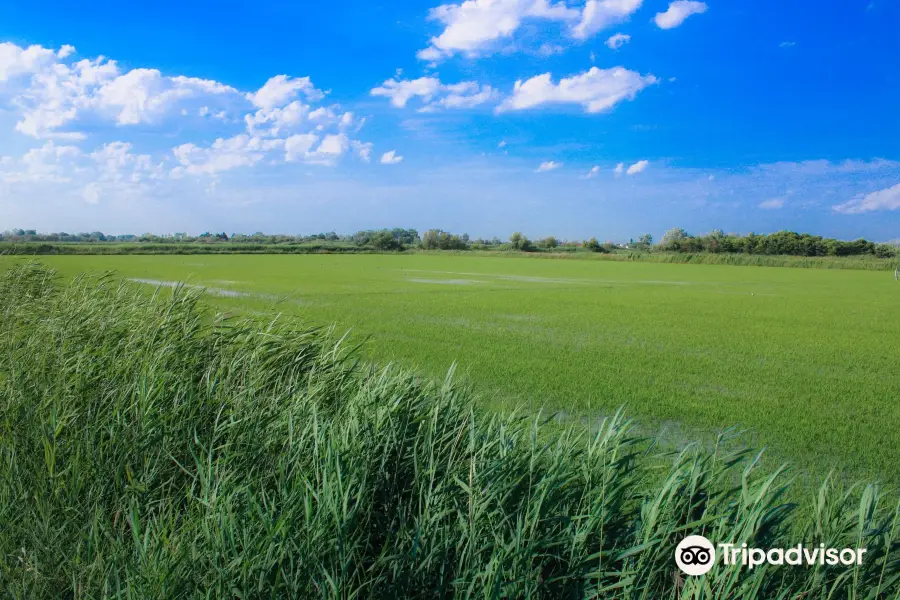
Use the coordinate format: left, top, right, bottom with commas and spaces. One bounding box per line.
0, 0, 898, 241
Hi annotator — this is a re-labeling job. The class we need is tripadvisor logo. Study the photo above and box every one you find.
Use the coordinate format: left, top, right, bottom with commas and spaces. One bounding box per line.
674, 535, 868, 576
675, 535, 716, 576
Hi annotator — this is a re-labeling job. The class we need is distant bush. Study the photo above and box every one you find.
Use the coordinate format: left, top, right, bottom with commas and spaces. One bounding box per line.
509, 232, 535, 252
421, 229, 469, 250
583, 237, 608, 253
537, 236, 559, 249
369, 230, 404, 251
655, 228, 897, 258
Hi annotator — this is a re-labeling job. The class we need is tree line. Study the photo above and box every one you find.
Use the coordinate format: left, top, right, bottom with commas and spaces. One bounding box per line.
2, 227, 897, 258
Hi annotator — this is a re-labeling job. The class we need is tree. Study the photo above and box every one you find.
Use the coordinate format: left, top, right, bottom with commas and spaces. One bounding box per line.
420, 229, 469, 250
659, 228, 690, 251
875, 243, 897, 258
583, 237, 602, 252
538, 236, 559, 249
421, 229, 440, 250
637, 233, 653, 249
509, 232, 533, 251
371, 230, 403, 251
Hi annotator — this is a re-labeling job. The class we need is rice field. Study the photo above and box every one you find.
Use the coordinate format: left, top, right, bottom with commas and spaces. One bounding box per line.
3, 263, 898, 598
4, 253, 899, 482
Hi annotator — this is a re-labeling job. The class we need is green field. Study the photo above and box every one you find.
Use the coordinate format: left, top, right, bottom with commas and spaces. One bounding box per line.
6, 253, 900, 481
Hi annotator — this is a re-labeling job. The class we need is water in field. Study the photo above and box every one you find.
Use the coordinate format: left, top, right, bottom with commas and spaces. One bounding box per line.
7, 253, 900, 482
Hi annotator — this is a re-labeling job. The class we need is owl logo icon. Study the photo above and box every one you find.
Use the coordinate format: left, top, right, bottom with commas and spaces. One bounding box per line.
675, 535, 716, 576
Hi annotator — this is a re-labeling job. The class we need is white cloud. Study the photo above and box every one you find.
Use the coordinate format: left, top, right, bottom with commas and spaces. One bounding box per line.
605, 33, 631, 49
415, 0, 643, 58
626, 159, 648, 175
614, 162, 625, 174
536, 160, 562, 172
371, 76, 442, 107
572, 0, 643, 40
371, 76, 497, 111
779, 41, 796, 48
0, 41, 371, 177
832, 183, 900, 214
1, 139, 163, 204
245, 101, 310, 137
583, 165, 600, 178
0, 42, 65, 82
0, 141, 83, 183
283, 134, 319, 162
94, 69, 237, 125
654, 1, 707, 29
351, 140, 374, 162
6, 53, 243, 139
246, 75, 322, 110
172, 135, 280, 176
417, 0, 579, 60
90, 141, 162, 184
12, 56, 118, 139
498, 140, 507, 148
499, 66, 657, 113
759, 198, 785, 210
433, 81, 499, 109
381, 150, 404, 165
309, 133, 350, 165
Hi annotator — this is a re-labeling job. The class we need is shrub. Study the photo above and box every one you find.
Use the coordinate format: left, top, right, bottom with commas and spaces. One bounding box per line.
538, 236, 559, 249
509, 232, 534, 252
584, 237, 608, 252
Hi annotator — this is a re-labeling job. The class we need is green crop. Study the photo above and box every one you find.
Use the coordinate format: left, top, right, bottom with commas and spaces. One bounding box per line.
3, 252, 900, 486
1, 263, 898, 598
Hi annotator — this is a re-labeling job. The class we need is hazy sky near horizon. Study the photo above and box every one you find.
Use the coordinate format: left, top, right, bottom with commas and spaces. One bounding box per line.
0, 0, 898, 241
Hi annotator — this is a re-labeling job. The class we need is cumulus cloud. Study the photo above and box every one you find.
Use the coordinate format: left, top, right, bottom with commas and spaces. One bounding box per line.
614, 162, 625, 174
583, 165, 600, 178
759, 198, 785, 209
572, 0, 643, 40
370, 76, 497, 111
0, 139, 163, 203
654, 1, 707, 29
311, 133, 350, 164
172, 135, 281, 176
381, 150, 404, 165
417, 0, 579, 61
536, 160, 562, 172
246, 75, 322, 110
244, 101, 310, 137
5, 49, 241, 139
626, 159, 648, 174
832, 183, 900, 214
0, 141, 83, 183
95, 70, 238, 125
499, 66, 657, 113
415, 0, 643, 59
0, 41, 367, 169
605, 33, 631, 49
0, 42, 67, 82
351, 140, 374, 162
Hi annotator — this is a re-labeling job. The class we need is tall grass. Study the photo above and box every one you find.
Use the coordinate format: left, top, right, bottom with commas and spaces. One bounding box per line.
1, 264, 898, 598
